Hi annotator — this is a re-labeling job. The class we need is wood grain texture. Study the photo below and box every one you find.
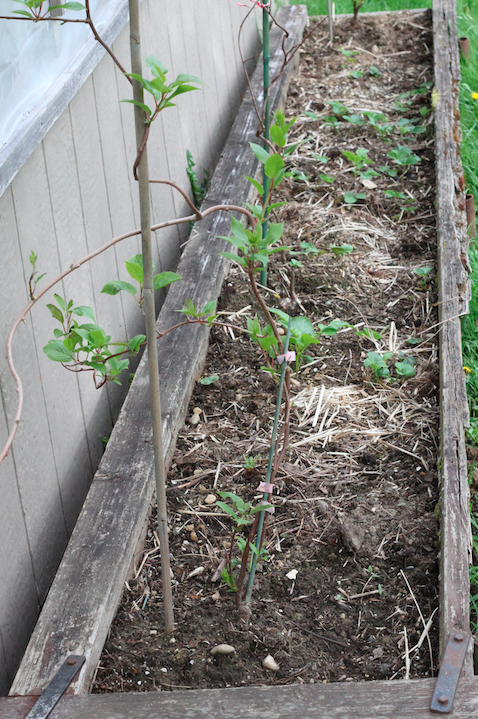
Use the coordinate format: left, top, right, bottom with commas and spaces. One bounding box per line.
433, 0, 473, 673
3, 677, 478, 719
9, 5, 307, 698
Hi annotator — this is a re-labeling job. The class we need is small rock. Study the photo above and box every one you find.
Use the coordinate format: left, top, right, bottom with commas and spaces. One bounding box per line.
189, 414, 200, 426
205, 494, 217, 505
150, 630, 157, 635
193, 468, 203, 476
286, 569, 298, 580
262, 655, 280, 671
235, 393, 242, 401
190, 531, 198, 542
338, 512, 365, 553
169, 637, 176, 644
372, 647, 384, 659
185, 524, 194, 532
211, 644, 236, 656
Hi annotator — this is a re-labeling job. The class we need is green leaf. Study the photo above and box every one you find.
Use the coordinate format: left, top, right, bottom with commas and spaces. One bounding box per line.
394, 361, 416, 378
270, 124, 286, 148
264, 153, 285, 179
153, 272, 182, 290
125, 254, 144, 283
120, 99, 152, 116
173, 73, 204, 85
145, 55, 168, 78
54, 294, 67, 312
250, 142, 270, 164
128, 334, 146, 354
313, 154, 329, 164
43, 340, 72, 363
29, 251, 37, 266
245, 176, 264, 196
56, 1, 85, 9
220, 251, 247, 268
101, 280, 137, 296
413, 266, 433, 276
330, 244, 354, 256
216, 502, 239, 523
200, 374, 219, 385
46, 303, 64, 323
72, 305, 95, 321
291, 316, 315, 337
320, 173, 335, 184
12, 9, 35, 16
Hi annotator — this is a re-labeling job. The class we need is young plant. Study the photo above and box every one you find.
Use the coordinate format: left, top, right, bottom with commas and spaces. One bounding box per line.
386, 145, 421, 167
342, 147, 373, 174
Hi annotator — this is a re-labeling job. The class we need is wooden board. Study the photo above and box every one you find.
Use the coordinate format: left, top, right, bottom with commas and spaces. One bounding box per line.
3, 677, 478, 719
433, 0, 473, 672
9, 5, 308, 697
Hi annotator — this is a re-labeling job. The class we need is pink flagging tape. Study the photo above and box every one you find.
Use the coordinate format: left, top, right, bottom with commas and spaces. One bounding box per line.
260, 499, 275, 514
258, 481, 274, 494
277, 351, 296, 365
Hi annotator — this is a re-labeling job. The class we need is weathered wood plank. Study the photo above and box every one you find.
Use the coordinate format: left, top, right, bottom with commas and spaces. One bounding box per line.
3, 677, 478, 719
433, 0, 473, 673
9, 5, 308, 697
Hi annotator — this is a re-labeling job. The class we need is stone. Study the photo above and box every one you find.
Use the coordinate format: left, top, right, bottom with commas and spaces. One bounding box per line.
262, 654, 280, 671
210, 644, 236, 656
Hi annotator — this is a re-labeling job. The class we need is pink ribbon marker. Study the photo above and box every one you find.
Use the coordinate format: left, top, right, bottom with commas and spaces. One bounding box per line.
258, 481, 273, 494
260, 499, 275, 514
277, 351, 296, 365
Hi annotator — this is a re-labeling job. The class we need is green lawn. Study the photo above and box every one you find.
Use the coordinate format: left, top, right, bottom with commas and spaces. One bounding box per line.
290, 0, 431, 16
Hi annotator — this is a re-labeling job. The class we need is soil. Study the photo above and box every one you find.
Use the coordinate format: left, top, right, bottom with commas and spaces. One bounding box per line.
93, 10, 441, 694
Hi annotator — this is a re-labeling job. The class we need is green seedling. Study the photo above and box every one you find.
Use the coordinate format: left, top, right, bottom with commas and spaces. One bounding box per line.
386, 145, 421, 166
339, 47, 359, 62
28, 251, 46, 300
364, 351, 393, 379
369, 66, 382, 77
299, 241, 327, 257
413, 266, 433, 277
359, 169, 380, 180
186, 149, 209, 208
329, 101, 350, 117
349, 71, 364, 79
330, 244, 354, 256
384, 190, 408, 200
286, 168, 310, 183
394, 357, 416, 378
379, 165, 398, 178
356, 328, 383, 342
344, 113, 366, 125
363, 111, 394, 136
342, 147, 373, 174
200, 374, 219, 385
243, 455, 260, 470
343, 191, 366, 204
319, 173, 335, 184
313, 154, 329, 164
395, 117, 426, 136
217, 491, 272, 593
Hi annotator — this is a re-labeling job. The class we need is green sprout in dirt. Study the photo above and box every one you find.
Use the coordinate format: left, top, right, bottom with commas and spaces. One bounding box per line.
387, 144, 421, 167
342, 147, 373, 174
364, 350, 416, 381
216, 491, 271, 594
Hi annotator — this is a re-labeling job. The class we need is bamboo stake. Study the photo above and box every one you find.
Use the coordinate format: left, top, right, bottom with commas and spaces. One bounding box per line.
128, 0, 174, 633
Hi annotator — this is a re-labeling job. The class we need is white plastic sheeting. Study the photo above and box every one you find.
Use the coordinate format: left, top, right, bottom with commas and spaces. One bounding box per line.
0, 0, 113, 149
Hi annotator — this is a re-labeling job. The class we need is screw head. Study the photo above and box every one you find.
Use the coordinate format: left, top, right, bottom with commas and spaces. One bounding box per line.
454, 632, 464, 642
66, 657, 77, 666
438, 695, 449, 705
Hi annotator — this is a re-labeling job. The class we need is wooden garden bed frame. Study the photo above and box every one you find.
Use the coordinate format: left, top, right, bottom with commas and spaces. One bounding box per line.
2, 1, 476, 715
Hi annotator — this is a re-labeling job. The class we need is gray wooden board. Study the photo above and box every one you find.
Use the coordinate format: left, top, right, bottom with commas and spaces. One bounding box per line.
433, 0, 473, 673
9, 5, 308, 697
3, 677, 478, 719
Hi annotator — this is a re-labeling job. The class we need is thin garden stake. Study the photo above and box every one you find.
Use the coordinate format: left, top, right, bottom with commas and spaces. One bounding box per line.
128, 0, 174, 633
260, 5, 270, 288
245, 317, 292, 603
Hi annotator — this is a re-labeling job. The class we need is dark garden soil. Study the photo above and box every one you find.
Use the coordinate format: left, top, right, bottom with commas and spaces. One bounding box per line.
93, 10, 441, 693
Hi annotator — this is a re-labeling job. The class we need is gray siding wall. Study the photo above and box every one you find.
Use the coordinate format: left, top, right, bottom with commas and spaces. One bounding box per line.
0, 0, 258, 694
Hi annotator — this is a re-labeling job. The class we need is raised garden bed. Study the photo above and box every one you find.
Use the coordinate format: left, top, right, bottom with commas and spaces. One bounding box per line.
5, 0, 474, 713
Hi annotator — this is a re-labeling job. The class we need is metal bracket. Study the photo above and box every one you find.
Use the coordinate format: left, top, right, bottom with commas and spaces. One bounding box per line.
430, 631, 470, 713
24, 655, 85, 719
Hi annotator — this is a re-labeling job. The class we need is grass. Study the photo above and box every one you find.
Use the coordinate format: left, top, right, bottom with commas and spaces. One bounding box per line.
291, 0, 431, 17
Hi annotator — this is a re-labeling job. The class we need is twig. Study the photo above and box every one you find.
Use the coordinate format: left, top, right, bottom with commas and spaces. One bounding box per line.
283, 617, 349, 648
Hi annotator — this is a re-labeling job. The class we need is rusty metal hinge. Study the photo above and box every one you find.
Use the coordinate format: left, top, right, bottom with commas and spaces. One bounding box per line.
24, 655, 85, 719
430, 631, 470, 713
